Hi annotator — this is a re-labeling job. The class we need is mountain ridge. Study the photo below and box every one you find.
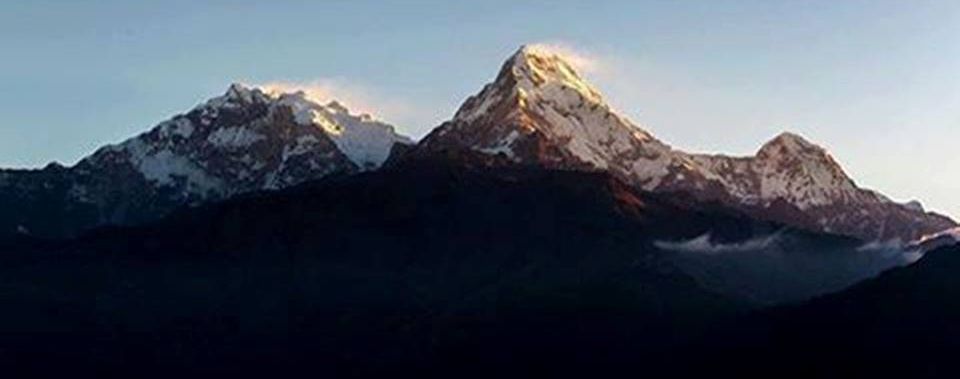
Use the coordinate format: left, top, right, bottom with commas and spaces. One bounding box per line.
411, 45, 955, 242
0, 83, 411, 238
0, 150, 945, 375
1, 45, 953, 242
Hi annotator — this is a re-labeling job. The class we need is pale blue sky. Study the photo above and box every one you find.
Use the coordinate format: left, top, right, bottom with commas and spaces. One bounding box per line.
2, 1, 958, 217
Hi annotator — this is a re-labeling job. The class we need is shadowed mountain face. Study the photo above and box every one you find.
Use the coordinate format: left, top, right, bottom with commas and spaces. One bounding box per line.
0, 159, 746, 375
0, 152, 938, 376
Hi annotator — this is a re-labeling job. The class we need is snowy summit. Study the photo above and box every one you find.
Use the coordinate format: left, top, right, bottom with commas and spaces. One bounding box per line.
0, 83, 412, 238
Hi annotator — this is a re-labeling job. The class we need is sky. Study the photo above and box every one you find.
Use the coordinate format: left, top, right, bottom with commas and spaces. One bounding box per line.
1, 0, 958, 218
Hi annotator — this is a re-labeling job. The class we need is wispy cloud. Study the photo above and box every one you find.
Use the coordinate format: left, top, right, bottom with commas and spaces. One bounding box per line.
526, 41, 607, 75
257, 78, 427, 135
254, 43, 611, 141
657, 232, 926, 264
654, 233, 782, 255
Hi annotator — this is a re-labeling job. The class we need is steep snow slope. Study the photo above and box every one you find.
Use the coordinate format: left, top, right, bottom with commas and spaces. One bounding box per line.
273, 92, 412, 170
420, 45, 708, 191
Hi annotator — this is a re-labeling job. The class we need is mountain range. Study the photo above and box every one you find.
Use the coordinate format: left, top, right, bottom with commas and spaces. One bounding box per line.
414, 45, 954, 242
1, 45, 959, 376
1, 45, 951, 243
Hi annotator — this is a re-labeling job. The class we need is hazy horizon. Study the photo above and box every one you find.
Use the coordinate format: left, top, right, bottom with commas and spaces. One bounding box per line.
2, 1, 958, 218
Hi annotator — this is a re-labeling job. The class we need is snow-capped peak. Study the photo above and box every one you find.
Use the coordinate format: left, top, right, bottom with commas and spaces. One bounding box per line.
205, 83, 272, 109
452, 45, 611, 124
758, 132, 830, 160
192, 84, 411, 170
79, 82, 412, 204
752, 132, 858, 204
426, 44, 672, 175
508, 44, 604, 104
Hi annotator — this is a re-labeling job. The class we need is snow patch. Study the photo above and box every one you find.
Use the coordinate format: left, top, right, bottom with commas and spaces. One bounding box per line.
282, 135, 321, 161
119, 139, 221, 195
160, 118, 195, 139
477, 130, 521, 159
207, 127, 265, 148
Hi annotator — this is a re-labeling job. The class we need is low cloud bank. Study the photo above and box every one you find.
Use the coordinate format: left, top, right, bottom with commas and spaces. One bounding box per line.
655, 232, 927, 305
654, 232, 781, 255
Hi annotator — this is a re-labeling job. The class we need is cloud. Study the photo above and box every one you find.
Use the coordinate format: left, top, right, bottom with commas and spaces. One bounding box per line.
657, 232, 925, 264
654, 233, 782, 255
257, 78, 427, 134
526, 41, 606, 75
